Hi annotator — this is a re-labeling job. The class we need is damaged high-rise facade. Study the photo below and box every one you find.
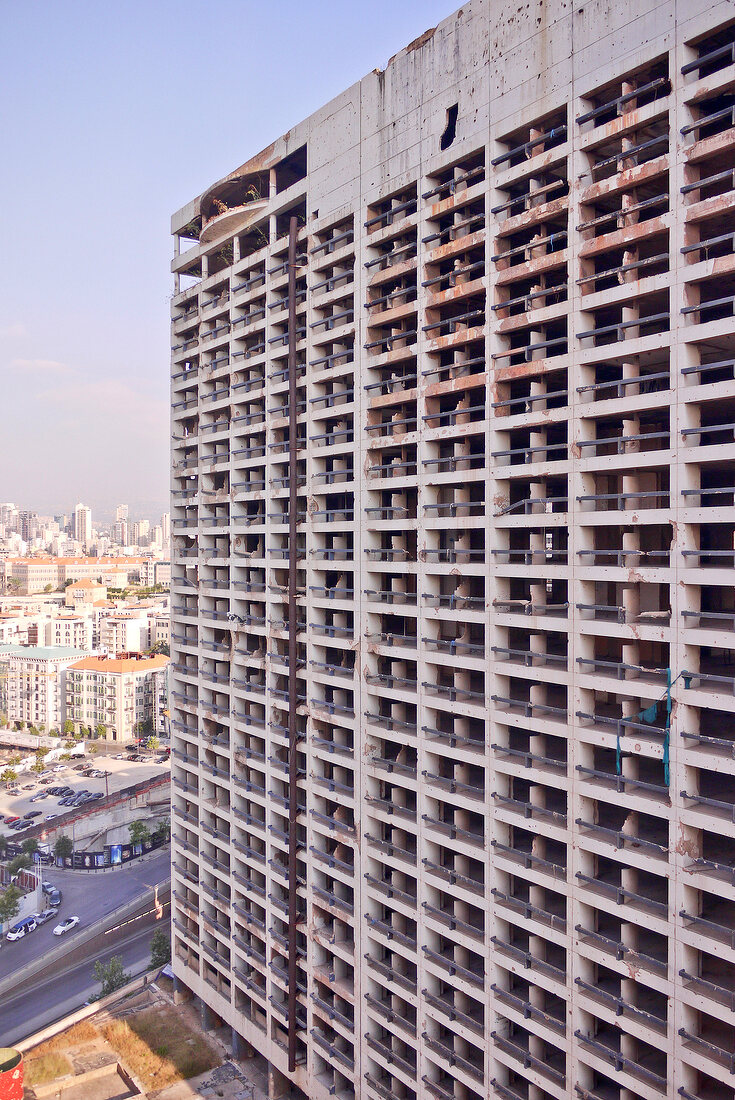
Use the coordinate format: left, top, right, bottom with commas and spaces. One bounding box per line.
170, 1, 735, 1096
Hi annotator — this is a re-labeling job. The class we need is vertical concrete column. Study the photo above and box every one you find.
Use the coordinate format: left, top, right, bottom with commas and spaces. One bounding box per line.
268, 1064, 291, 1099
199, 998, 217, 1031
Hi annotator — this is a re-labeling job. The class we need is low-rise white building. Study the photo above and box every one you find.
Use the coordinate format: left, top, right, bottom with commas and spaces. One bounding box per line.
99, 610, 149, 655
46, 613, 94, 652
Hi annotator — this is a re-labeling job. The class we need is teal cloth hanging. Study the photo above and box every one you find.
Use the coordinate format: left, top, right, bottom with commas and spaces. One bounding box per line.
639, 702, 658, 724
616, 732, 622, 775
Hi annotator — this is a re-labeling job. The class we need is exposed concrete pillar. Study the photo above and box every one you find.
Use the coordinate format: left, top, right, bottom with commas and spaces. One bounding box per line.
173, 975, 192, 1005
199, 998, 216, 1031
231, 1027, 256, 1060
268, 1064, 291, 1099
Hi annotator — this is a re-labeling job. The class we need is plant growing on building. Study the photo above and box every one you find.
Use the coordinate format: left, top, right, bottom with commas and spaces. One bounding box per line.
93, 955, 130, 997
0, 885, 21, 926
128, 820, 151, 846
149, 929, 171, 968
54, 834, 73, 859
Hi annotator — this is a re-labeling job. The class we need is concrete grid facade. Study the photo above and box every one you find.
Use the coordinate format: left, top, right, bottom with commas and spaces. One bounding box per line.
169, 2, 735, 1097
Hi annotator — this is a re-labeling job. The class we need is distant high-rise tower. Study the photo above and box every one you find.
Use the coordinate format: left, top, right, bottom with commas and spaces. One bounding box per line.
170, 3, 735, 1099
161, 512, 170, 545
73, 503, 92, 549
115, 504, 129, 523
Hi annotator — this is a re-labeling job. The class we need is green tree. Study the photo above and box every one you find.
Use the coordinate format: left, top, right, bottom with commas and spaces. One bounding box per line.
8, 754, 21, 765
62, 719, 74, 736
0, 714, 7, 728
95, 724, 107, 740
152, 817, 171, 844
0, 885, 21, 926
149, 641, 170, 657
149, 929, 171, 968
128, 820, 151, 846
93, 955, 130, 997
43, 583, 53, 593
1, 768, 17, 786
0, 834, 7, 859
54, 834, 73, 859
31, 761, 45, 774
147, 736, 160, 753
21, 838, 39, 858
35, 746, 50, 759
6, 854, 31, 876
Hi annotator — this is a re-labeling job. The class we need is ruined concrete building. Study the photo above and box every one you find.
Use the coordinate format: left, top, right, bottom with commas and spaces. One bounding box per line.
169, 0, 735, 1096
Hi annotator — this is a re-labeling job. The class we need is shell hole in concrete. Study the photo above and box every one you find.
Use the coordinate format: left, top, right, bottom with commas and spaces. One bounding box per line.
440, 104, 459, 150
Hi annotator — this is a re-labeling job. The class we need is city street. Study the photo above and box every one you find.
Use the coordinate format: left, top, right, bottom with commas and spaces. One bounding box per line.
0, 904, 169, 1046
0, 848, 171, 978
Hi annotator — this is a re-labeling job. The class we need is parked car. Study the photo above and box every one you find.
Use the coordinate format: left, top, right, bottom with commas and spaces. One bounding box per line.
3, 816, 19, 825
52, 765, 67, 772
47, 889, 61, 907
11, 821, 31, 831
89, 792, 104, 801
41, 881, 54, 895
6, 917, 37, 941
53, 916, 79, 936
23, 811, 42, 819
44, 813, 58, 821
32, 908, 58, 925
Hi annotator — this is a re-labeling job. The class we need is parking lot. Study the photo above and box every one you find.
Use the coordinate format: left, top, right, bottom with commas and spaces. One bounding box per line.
0, 751, 170, 841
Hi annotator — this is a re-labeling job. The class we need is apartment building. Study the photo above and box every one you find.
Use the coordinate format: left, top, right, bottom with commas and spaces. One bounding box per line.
100, 609, 150, 656
0, 646, 89, 730
46, 613, 94, 651
65, 653, 169, 741
169, 2, 735, 1098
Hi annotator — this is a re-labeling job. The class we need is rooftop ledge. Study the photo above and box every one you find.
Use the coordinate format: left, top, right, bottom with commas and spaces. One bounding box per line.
200, 199, 269, 247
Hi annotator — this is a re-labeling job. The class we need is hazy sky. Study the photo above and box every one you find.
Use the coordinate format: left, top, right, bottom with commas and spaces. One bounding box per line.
0, 0, 452, 521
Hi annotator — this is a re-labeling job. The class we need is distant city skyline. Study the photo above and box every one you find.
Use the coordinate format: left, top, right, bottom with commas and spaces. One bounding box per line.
1, 497, 169, 528
0, 0, 451, 508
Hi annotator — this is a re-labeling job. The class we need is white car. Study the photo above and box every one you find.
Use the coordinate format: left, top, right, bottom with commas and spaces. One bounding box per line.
52, 765, 67, 773
53, 916, 80, 936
